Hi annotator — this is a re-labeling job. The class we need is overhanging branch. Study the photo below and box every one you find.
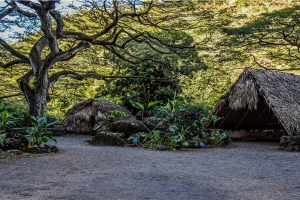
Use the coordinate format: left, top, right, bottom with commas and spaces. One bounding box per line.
0, 38, 30, 64
48, 70, 173, 89
0, 59, 28, 69
0, 92, 22, 99
52, 41, 90, 63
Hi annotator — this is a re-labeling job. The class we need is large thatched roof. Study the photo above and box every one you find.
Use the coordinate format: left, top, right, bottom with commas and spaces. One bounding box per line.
62, 98, 133, 133
208, 68, 300, 135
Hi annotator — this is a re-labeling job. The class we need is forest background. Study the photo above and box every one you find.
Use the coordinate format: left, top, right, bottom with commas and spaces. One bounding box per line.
1, 0, 300, 120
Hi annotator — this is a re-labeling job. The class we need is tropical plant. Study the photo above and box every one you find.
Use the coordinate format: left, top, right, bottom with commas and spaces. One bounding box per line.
0, 111, 21, 133
192, 117, 210, 131
127, 132, 146, 145
0, 135, 5, 148
22, 116, 57, 147
105, 110, 126, 129
130, 100, 159, 117
202, 132, 230, 147
210, 115, 222, 129
130, 100, 159, 112
146, 131, 165, 148
156, 92, 187, 124
168, 124, 189, 149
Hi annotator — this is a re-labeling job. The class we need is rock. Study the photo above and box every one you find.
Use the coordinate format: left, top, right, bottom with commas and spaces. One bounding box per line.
87, 132, 127, 146
157, 145, 173, 151
286, 144, 294, 151
46, 128, 65, 136
135, 111, 153, 120
142, 117, 170, 133
0, 149, 23, 156
278, 146, 286, 151
293, 145, 300, 151
24, 145, 58, 154
279, 136, 287, 146
111, 118, 149, 136
278, 136, 300, 151
3, 132, 29, 150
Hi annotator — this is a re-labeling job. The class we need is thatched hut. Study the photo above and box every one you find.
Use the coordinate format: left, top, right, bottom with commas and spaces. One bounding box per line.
62, 98, 133, 133
207, 68, 300, 136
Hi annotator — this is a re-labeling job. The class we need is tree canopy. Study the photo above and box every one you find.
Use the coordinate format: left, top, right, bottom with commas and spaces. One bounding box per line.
0, 0, 206, 117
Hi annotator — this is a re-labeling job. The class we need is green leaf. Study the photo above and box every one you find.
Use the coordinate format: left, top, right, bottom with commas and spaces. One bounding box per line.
147, 101, 159, 110
46, 120, 58, 128
182, 142, 189, 147
43, 132, 53, 137
1, 111, 8, 122
25, 127, 36, 135
127, 136, 134, 141
169, 124, 179, 133
27, 116, 38, 126
192, 135, 200, 140
37, 117, 47, 126
168, 100, 174, 111
130, 100, 144, 111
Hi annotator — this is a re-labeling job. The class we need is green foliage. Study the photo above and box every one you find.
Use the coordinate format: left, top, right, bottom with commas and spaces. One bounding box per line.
0, 98, 28, 118
168, 124, 189, 149
146, 131, 165, 148
0, 111, 21, 133
105, 110, 126, 129
96, 29, 204, 113
130, 100, 159, 117
219, 3, 300, 69
192, 117, 209, 131
0, 135, 5, 148
155, 91, 187, 124
180, 66, 232, 107
130, 100, 159, 112
22, 116, 57, 147
202, 132, 230, 147
210, 115, 222, 129
106, 110, 126, 122
130, 100, 144, 111
2, 0, 297, 121
127, 132, 145, 144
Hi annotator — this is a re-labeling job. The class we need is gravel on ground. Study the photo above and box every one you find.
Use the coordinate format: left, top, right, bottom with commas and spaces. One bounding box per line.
0, 135, 300, 200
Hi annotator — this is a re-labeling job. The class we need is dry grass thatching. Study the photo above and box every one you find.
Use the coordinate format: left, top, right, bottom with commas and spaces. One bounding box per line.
62, 98, 133, 133
210, 68, 300, 135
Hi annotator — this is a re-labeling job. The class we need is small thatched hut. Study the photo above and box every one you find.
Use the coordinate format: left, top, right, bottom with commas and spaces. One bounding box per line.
62, 98, 133, 133
207, 68, 300, 136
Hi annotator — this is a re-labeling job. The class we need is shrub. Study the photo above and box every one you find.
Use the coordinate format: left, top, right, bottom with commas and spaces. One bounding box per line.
22, 116, 57, 147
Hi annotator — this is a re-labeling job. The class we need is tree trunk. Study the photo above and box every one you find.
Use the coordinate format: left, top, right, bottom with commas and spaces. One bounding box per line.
20, 72, 49, 118
27, 95, 47, 118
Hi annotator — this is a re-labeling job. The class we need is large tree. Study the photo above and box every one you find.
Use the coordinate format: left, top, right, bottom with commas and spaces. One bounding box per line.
0, 0, 205, 117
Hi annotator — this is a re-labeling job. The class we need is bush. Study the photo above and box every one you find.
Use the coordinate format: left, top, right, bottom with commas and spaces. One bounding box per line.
22, 116, 57, 147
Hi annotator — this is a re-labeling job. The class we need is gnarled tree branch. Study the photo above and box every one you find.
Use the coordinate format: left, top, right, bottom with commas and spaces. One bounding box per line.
0, 59, 28, 69
48, 70, 172, 89
0, 38, 30, 64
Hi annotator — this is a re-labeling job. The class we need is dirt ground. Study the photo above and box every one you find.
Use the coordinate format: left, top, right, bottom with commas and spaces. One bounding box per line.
0, 135, 300, 200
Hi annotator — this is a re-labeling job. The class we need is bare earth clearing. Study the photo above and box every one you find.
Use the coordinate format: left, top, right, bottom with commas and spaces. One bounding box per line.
0, 135, 300, 200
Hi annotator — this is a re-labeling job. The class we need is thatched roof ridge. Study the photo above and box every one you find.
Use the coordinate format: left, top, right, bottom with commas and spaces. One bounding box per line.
211, 68, 300, 135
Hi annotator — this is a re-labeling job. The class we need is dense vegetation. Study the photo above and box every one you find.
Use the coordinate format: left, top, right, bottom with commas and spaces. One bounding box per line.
0, 0, 300, 119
